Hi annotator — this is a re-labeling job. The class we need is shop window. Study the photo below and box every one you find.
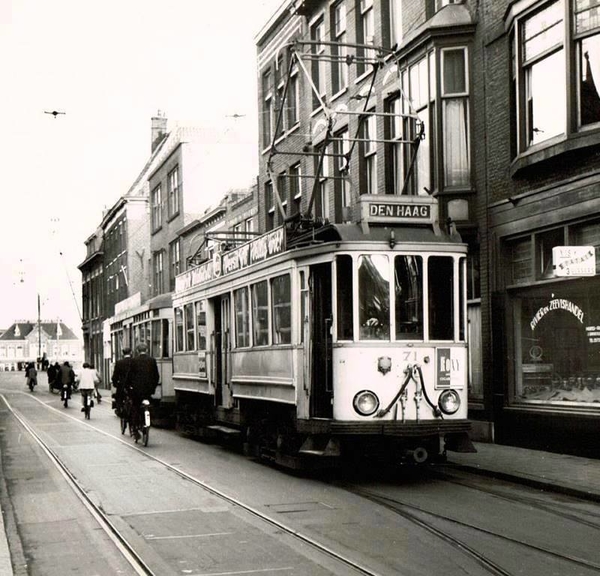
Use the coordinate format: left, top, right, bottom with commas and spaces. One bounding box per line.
516, 287, 600, 405
536, 227, 565, 279
336, 255, 354, 340
252, 281, 269, 346
571, 219, 600, 271
271, 274, 291, 344
510, 237, 533, 285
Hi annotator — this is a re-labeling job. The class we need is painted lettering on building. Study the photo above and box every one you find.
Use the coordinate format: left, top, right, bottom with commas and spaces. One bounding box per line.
530, 298, 585, 331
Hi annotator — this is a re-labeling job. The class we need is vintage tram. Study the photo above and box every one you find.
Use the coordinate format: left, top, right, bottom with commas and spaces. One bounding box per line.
107, 294, 175, 422
172, 195, 474, 467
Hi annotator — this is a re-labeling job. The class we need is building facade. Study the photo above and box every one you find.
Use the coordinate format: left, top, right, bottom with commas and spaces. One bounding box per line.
256, 0, 600, 457
79, 228, 104, 370
0, 321, 81, 371
481, 0, 600, 457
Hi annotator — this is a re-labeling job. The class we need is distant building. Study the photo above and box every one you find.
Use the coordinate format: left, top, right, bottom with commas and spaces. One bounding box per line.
0, 321, 82, 371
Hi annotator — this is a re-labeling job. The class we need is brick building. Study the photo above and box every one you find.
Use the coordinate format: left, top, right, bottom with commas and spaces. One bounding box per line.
256, 0, 600, 457
479, 0, 600, 457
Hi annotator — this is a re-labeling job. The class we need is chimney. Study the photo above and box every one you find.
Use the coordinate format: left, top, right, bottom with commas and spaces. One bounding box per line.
151, 111, 168, 152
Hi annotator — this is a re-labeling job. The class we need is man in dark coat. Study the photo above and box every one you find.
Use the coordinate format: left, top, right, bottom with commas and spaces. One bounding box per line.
47, 362, 57, 391
128, 344, 160, 439
111, 347, 132, 413
58, 361, 75, 398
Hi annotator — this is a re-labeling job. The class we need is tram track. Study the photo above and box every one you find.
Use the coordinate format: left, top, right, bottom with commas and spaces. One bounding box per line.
344, 485, 600, 576
433, 468, 600, 530
1, 393, 155, 576
0, 392, 384, 576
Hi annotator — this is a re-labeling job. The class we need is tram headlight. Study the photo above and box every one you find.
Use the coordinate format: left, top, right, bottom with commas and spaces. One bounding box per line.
353, 390, 379, 416
438, 390, 461, 415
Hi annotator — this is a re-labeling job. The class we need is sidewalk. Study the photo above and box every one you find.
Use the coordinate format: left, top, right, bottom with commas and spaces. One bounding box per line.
448, 442, 600, 502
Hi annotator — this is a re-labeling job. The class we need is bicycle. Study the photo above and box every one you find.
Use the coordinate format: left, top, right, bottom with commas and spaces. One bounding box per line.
130, 399, 151, 447
61, 385, 71, 408
118, 396, 131, 436
81, 389, 94, 420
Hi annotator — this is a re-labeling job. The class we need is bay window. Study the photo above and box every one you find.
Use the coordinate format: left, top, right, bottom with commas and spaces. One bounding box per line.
442, 48, 470, 187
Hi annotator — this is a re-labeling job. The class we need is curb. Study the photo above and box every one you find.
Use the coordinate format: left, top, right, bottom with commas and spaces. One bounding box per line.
446, 461, 600, 503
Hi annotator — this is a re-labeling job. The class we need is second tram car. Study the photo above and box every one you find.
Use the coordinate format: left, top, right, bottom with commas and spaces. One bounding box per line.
108, 294, 175, 422
172, 196, 474, 467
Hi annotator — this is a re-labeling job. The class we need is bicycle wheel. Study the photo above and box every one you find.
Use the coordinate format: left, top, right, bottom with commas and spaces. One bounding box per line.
142, 426, 149, 447
85, 402, 91, 420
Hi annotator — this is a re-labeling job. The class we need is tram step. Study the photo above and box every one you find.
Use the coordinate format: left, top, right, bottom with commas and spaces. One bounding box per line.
298, 437, 341, 457
206, 425, 241, 436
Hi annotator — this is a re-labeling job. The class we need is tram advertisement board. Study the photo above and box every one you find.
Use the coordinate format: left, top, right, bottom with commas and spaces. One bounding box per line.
175, 227, 286, 292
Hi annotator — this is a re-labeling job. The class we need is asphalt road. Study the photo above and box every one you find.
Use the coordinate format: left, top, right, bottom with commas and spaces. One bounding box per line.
1, 371, 599, 576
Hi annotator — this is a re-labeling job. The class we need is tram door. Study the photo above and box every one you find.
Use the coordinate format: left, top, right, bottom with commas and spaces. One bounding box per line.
213, 295, 232, 409
309, 263, 333, 418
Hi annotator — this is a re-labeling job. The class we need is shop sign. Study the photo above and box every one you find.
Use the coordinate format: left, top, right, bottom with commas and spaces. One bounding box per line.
586, 326, 600, 345
530, 298, 585, 331
552, 246, 596, 277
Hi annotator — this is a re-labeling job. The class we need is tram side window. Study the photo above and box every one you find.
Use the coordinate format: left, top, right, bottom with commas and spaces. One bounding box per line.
395, 255, 423, 340
151, 320, 161, 357
336, 255, 354, 340
150, 319, 170, 358
359, 255, 390, 340
185, 303, 195, 350
271, 274, 291, 344
175, 307, 184, 352
252, 280, 269, 346
428, 256, 454, 340
196, 301, 207, 350
234, 287, 250, 348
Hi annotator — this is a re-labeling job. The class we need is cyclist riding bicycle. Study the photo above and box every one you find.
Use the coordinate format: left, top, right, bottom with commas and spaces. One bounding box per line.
77, 362, 100, 412
128, 344, 159, 441
111, 347, 133, 418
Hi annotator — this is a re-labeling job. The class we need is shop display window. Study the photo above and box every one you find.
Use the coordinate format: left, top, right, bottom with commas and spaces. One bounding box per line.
515, 287, 600, 405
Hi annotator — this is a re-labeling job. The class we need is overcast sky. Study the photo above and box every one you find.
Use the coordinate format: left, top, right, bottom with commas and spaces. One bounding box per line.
1, 0, 284, 334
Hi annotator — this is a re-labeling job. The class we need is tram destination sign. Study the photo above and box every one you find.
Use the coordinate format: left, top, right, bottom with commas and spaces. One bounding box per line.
175, 227, 286, 292
359, 195, 437, 225
552, 246, 596, 277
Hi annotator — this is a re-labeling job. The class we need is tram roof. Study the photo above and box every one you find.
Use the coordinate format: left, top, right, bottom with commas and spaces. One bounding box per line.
287, 222, 463, 248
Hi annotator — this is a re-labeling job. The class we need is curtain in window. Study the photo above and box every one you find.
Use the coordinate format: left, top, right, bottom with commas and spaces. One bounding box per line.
443, 99, 469, 187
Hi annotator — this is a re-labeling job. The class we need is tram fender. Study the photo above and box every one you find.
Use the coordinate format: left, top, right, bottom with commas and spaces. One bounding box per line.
444, 432, 477, 453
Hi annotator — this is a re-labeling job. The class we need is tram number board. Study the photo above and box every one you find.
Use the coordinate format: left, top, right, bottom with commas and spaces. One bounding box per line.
368, 202, 431, 221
